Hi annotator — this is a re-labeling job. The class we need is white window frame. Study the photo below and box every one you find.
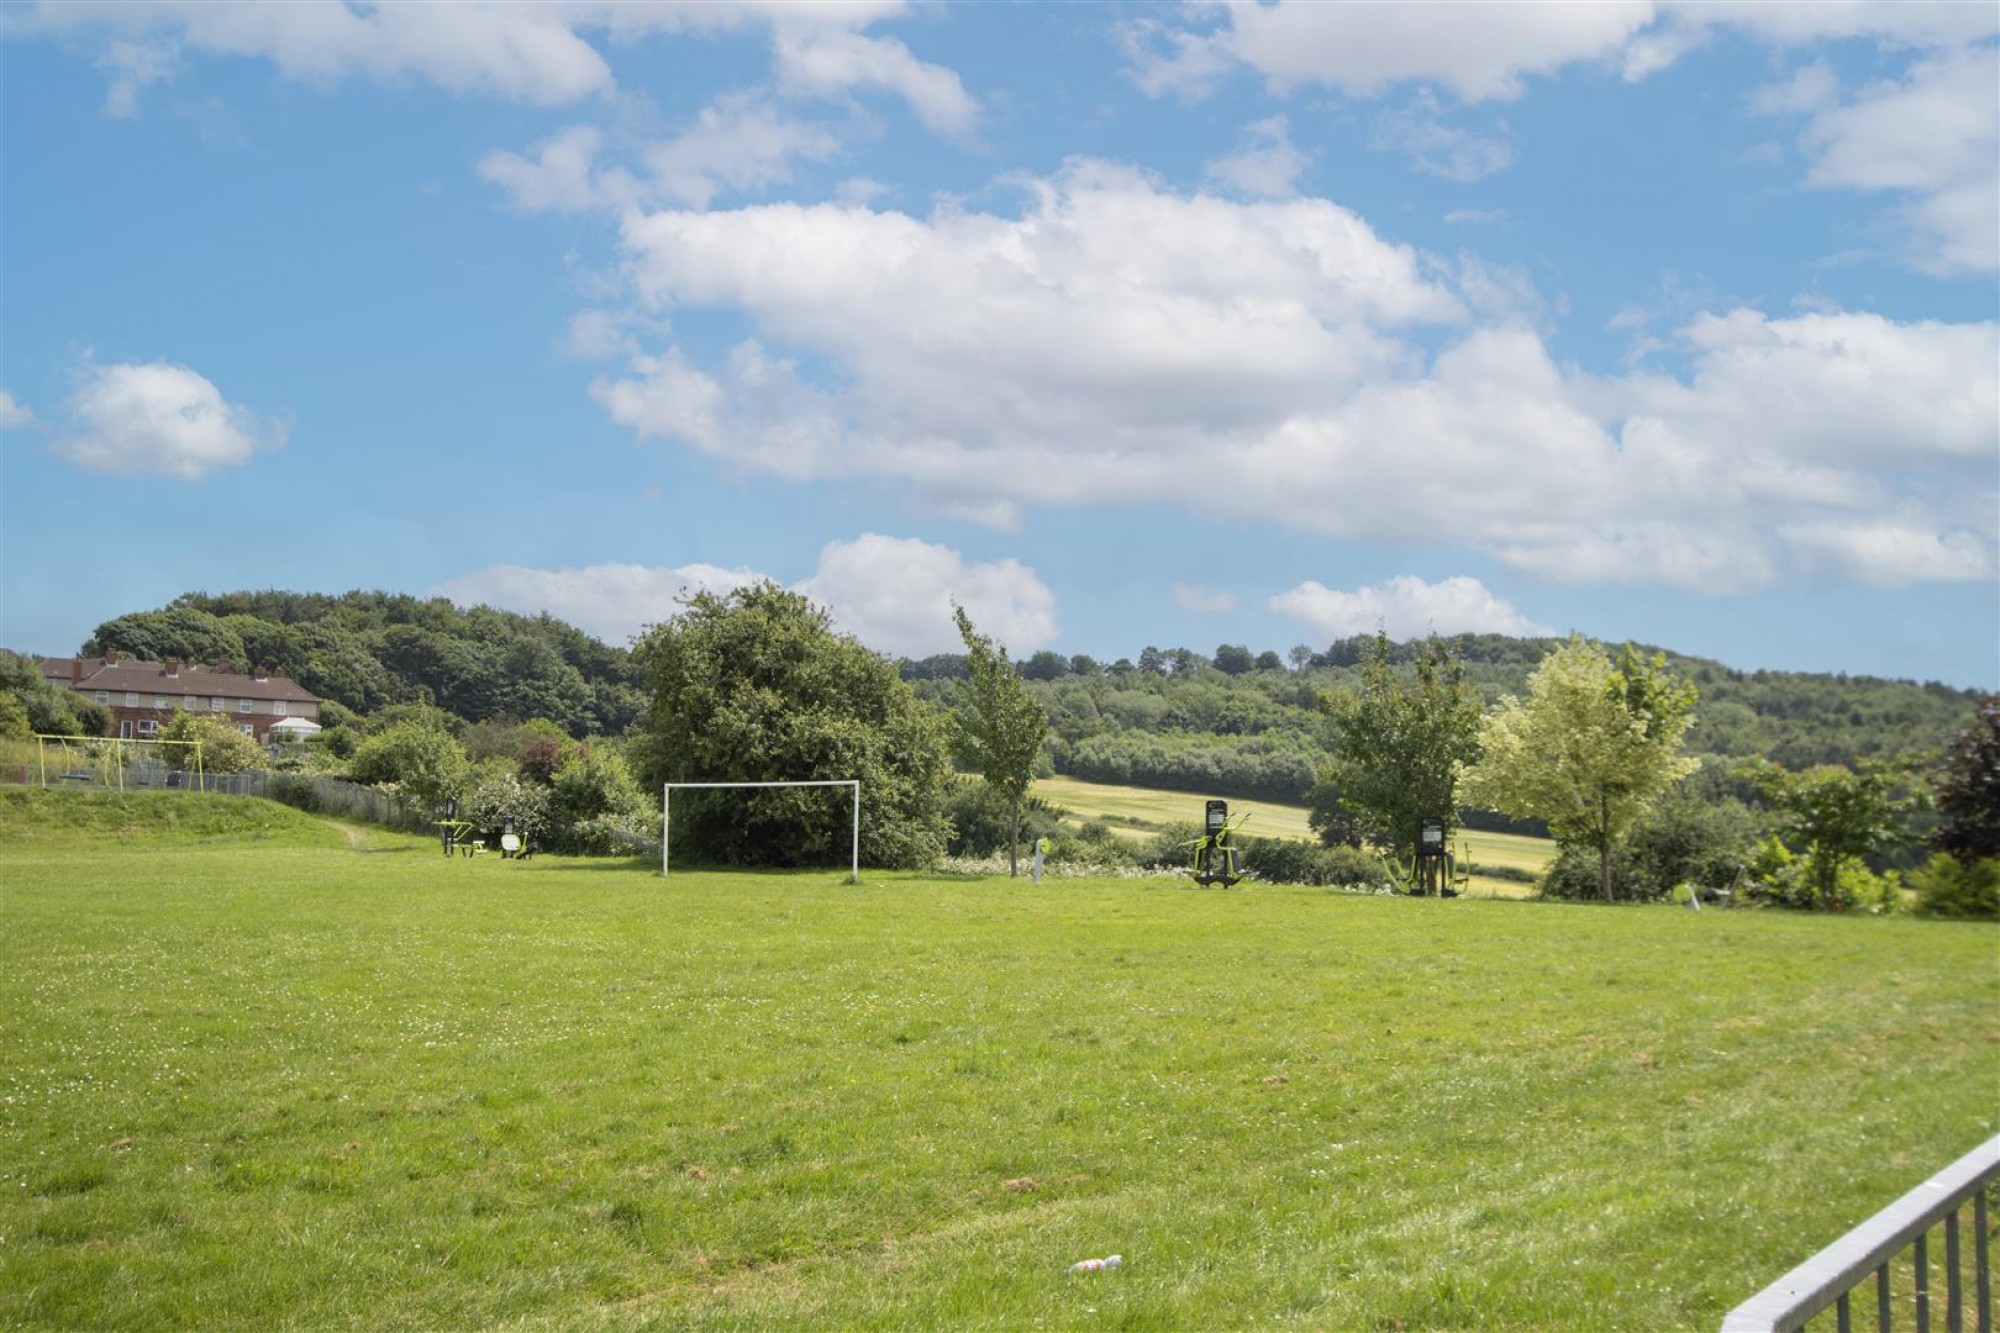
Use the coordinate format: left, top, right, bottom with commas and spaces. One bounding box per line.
94, 691, 109, 704
212, 696, 225, 711
238, 724, 255, 736
136, 719, 157, 736
238, 698, 252, 713
126, 692, 140, 706
273, 700, 288, 716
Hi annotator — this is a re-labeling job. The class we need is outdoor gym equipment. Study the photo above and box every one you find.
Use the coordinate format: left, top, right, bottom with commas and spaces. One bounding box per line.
1190, 798, 1247, 887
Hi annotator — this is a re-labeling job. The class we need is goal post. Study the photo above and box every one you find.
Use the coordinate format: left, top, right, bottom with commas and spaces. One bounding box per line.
662, 780, 860, 883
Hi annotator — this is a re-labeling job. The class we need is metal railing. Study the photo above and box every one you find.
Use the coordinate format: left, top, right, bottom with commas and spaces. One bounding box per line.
1723, 1135, 1998, 1332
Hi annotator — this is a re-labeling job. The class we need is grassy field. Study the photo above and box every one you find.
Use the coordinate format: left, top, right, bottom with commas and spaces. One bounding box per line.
1035, 775, 1556, 897
4, 791, 1996, 1330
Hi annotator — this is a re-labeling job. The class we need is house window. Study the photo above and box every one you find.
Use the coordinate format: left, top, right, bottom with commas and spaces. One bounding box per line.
212, 697, 225, 711
154, 695, 169, 709
184, 695, 196, 708
238, 698, 252, 713
126, 692, 140, 706
238, 724, 255, 736
274, 701, 288, 716
94, 691, 109, 704
136, 719, 157, 736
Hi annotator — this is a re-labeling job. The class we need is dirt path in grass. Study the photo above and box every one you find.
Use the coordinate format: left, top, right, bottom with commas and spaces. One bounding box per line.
329, 820, 373, 851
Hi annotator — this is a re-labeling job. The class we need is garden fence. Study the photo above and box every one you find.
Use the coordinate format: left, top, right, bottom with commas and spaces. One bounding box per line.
1722, 1135, 1998, 1332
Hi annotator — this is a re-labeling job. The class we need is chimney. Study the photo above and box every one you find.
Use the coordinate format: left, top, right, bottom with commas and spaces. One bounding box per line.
104, 650, 118, 666
217, 657, 232, 674
165, 658, 181, 679
273, 667, 287, 680
254, 665, 269, 682
70, 659, 82, 684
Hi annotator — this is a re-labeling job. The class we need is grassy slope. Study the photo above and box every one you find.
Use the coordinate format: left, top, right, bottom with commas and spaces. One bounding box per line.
3, 798, 1994, 1329
1036, 774, 1556, 896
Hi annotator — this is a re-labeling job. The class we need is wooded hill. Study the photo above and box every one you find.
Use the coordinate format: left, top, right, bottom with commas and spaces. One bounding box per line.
904, 634, 1984, 805
79, 591, 645, 738
51, 594, 1983, 804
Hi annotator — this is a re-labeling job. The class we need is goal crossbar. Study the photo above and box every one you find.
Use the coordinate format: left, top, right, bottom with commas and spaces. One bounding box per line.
662, 780, 860, 883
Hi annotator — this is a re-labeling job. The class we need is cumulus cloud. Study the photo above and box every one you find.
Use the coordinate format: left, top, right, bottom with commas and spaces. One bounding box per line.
29, 1, 975, 135
56, 361, 285, 479
797, 534, 1058, 656
434, 561, 763, 644
1204, 115, 1310, 198
1778, 46, 2000, 274
585, 166, 1995, 594
439, 536, 1056, 656
1271, 576, 1551, 640
1124, 1, 1995, 104
482, 95, 845, 214
0, 390, 36, 429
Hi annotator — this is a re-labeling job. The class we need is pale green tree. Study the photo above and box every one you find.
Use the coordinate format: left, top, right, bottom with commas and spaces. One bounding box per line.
158, 710, 267, 774
952, 606, 1049, 876
348, 711, 469, 811
1462, 637, 1699, 902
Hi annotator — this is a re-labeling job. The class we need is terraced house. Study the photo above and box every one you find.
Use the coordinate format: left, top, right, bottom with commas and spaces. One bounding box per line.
38, 655, 323, 744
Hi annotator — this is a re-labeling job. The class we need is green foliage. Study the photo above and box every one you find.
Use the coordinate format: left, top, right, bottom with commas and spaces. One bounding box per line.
1320, 633, 1483, 855
943, 781, 1062, 858
545, 746, 653, 854
951, 607, 1049, 875
0, 651, 108, 737
1932, 694, 2000, 862
1464, 637, 1699, 902
157, 710, 267, 774
348, 711, 469, 811
1749, 759, 1921, 912
1233, 836, 1391, 889
1907, 852, 2000, 919
632, 583, 951, 869
90, 590, 648, 738
0, 691, 30, 740
462, 772, 551, 846
1213, 643, 1254, 676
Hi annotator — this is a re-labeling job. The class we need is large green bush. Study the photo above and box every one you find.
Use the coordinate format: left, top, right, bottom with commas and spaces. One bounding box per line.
1907, 853, 2000, 919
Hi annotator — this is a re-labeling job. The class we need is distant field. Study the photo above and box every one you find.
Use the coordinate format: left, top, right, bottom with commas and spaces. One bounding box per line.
5, 790, 1994, 1330
1035, 775, 1556, 897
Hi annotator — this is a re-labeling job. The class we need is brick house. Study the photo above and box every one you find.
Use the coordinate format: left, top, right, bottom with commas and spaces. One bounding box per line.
39, 655, 323, 743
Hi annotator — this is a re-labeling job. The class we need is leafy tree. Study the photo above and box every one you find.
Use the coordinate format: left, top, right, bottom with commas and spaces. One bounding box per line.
157, 710, 267, 774
1748, 759, 1920, 911
1319, 633, 1484, 856
631, 583, 951, 869
1019, 650, 1071, 681
85, 607, 248, 669
1254, 650, 1285, 673
1933, 694, 1999, 862
348, 711, 469, 811
463, 771, 551, 846
0, 690, 31, 740
1288, 645, 1314, 672
952, 606, 1049, 875
1137, 646, 1165, 675
1463, 637, 1699, 902
1213, 644, 1254, 676
1907, 852, 2000, 919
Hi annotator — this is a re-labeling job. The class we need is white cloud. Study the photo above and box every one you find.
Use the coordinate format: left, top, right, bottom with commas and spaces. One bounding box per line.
30, 1, 974, 135
587, 165, 1995, 594
1271, 576, 1551, 640
797, 534, 1057, 657
439, 537, 1055, 656
56, 361, 284, 479
1173, 584, 1239, 614
482, 95, 846, 214
771, 27, 977, 136
1788, 46, 2000, 274
1125, 1, 1996, 104
1780, 514, 1996, 586
434, 562, 763, 645
1444, 208, 1507, 226
1204, 115, 1310, 198
1370, 96, 1513, 181
0, 390, 36, 429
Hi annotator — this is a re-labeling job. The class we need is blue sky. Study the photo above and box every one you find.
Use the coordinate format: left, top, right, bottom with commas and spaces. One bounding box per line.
3, 1, 1996, 686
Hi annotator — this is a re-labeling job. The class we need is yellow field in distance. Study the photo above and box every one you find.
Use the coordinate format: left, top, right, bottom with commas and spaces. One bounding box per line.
1034, 774, 1555, 898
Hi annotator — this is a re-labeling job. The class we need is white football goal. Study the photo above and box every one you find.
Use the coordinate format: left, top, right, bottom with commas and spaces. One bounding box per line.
662, 780, 860, 883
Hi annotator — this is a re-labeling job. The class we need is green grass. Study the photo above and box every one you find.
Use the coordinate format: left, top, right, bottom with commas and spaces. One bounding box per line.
4, 793, 1995, 1330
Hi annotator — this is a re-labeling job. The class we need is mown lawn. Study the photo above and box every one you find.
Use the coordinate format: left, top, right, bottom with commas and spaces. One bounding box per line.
2, 792, 1995, 1330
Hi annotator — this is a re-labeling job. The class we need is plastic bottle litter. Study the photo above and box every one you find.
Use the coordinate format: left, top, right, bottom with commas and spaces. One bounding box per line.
1067, 1254, 1122, 1274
